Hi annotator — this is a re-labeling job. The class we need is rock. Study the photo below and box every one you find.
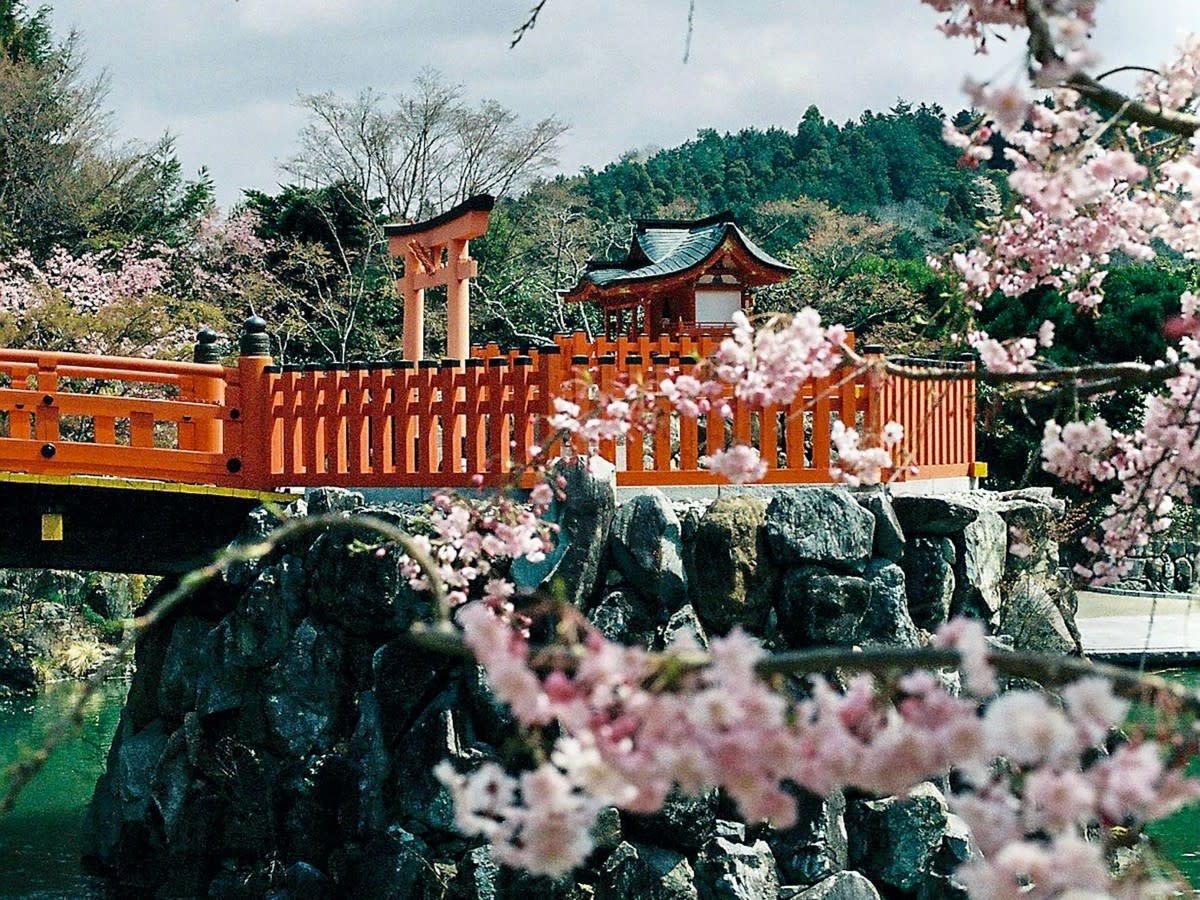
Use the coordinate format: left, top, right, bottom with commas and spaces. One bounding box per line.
995, 487, 1065, 517
373, 638, 458, 744
625, 787, 718, 852
306, 524, 430, 636
306, 487, 365, 515
592, 806, 625, 854
0, 634, 36, 691
598, 842, 699, 900
451, 845, 500, 900
225, 562, 304, 669
332, 827, 432, 899
690, 496, 776, 632
861, 560, 921, 648
156, 615, 215, 720
765, 489, 875, 574
999, 579, 1079, 655
695, 837, 779, 900
265, 618, 345, 757
846, 782, 951, 893
791, 871, 881, 900
280, 752, 361, 865
778, 569, 869, 646
511, 455, 616, 605
892, 496, 978, 536
1176, 557, 1194, 592
953, 510, 1005, 624
660, 603, 709, 651
588, 590, 657, 647
992, 499, 1059, 578
150, 726, 192, 843
610, 489, 688, 607
916, 812, 975, 900
855, 488, 905, 563
902, 537, 956, 631
769, 788, 847, 886
280, 861, 336, 900
392, 689, 464, 833
349, 691, 389, 835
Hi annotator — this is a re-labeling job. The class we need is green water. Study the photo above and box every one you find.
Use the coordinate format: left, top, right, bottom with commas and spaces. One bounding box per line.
0, 679, 125, 899
1148, 667, 1200, 891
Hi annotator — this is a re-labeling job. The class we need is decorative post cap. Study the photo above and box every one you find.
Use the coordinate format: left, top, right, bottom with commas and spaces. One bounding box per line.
193, 327, 221, 364
240, 316, 271, 357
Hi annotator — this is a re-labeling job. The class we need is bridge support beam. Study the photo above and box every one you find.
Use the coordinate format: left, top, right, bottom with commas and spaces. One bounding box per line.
0, 475, 292, 575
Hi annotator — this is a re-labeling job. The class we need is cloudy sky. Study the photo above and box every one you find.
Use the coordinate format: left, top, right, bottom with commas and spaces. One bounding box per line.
48, 1, 1199, 211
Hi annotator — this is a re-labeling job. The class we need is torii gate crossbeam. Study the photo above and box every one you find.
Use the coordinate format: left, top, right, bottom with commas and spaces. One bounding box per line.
384, 195, 495, 362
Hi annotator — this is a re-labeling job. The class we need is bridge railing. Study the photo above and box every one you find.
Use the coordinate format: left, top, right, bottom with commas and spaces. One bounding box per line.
249, 333, 973, 490
257, 355, 556, 488
0, 322, 977, 492
0, 348, 244, 485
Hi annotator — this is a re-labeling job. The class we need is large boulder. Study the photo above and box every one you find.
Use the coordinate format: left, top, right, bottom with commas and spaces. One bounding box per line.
901, 537, 956, 632
306, 514, 430, 636
689, 495, 776, 632
695, 836, 779, 900
511, 455, 616, 605
861, 560, 922, 648
892, 496, 978, 537
264, 618, 345, 758
598, 841, 699, 900
609, 489, 688, 607
854, 488, 905, 563
766, 489, 875, 574
625, 787, 719, 852
952, 509, 1006, 625
778, 569, 870, 646
846, 782, 953, 894
999, 578, 1080, 655
769, 788, 848, 886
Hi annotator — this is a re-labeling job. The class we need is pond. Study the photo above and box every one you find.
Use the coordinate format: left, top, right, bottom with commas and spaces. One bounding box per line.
1147, 667, 1200, 891
0, 669, 1198, 895
0, 679, 126, 899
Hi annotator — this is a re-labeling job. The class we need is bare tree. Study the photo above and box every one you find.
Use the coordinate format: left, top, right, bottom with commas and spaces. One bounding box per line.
284, 69, 567, 222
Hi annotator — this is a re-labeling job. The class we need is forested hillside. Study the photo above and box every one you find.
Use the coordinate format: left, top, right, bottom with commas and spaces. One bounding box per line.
574, 103, 999, 256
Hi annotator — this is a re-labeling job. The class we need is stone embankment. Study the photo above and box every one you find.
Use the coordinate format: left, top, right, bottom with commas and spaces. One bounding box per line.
84, 467, 1074, 898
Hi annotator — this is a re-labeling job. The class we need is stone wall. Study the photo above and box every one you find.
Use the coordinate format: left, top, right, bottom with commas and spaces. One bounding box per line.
83, 474, 1075, 899
1109, 506, 1200, 594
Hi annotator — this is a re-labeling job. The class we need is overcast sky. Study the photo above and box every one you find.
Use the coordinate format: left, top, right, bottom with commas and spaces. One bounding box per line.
48, 1, 1199, 212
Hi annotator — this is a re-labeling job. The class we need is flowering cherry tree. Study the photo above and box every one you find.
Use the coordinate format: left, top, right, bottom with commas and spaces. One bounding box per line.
0, 210, 279, 358
389, 1, 1200, 895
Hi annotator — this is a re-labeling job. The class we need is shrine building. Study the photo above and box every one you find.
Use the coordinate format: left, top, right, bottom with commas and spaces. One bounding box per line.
564, 211, 794, 340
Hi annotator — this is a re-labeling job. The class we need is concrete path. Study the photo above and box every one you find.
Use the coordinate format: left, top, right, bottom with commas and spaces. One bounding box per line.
1075, 590, 1200, 664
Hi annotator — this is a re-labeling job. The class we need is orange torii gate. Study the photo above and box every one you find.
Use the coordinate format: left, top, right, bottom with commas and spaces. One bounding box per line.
385, 195, 495, 362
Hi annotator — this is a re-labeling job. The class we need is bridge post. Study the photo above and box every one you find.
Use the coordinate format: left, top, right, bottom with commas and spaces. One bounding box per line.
236, 316, 275, 490
189, 328, 224, 453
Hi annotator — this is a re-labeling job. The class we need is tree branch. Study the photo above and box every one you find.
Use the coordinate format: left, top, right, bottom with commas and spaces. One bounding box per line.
1025, 0, 1200, 137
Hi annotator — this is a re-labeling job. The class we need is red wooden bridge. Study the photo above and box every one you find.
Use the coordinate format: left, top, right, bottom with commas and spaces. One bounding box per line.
0, 318, 977, 572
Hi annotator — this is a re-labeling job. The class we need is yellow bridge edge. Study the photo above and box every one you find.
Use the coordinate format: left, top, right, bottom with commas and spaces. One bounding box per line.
0, 471, 298, 504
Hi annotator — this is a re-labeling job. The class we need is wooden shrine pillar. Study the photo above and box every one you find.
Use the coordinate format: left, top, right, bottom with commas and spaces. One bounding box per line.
385, 195, 495, 362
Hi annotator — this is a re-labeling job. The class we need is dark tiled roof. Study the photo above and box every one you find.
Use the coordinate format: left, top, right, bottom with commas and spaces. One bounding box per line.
581, 211, 792, 289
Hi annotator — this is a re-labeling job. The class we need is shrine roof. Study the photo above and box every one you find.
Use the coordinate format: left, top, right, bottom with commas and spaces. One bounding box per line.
574, 211, 793, 295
